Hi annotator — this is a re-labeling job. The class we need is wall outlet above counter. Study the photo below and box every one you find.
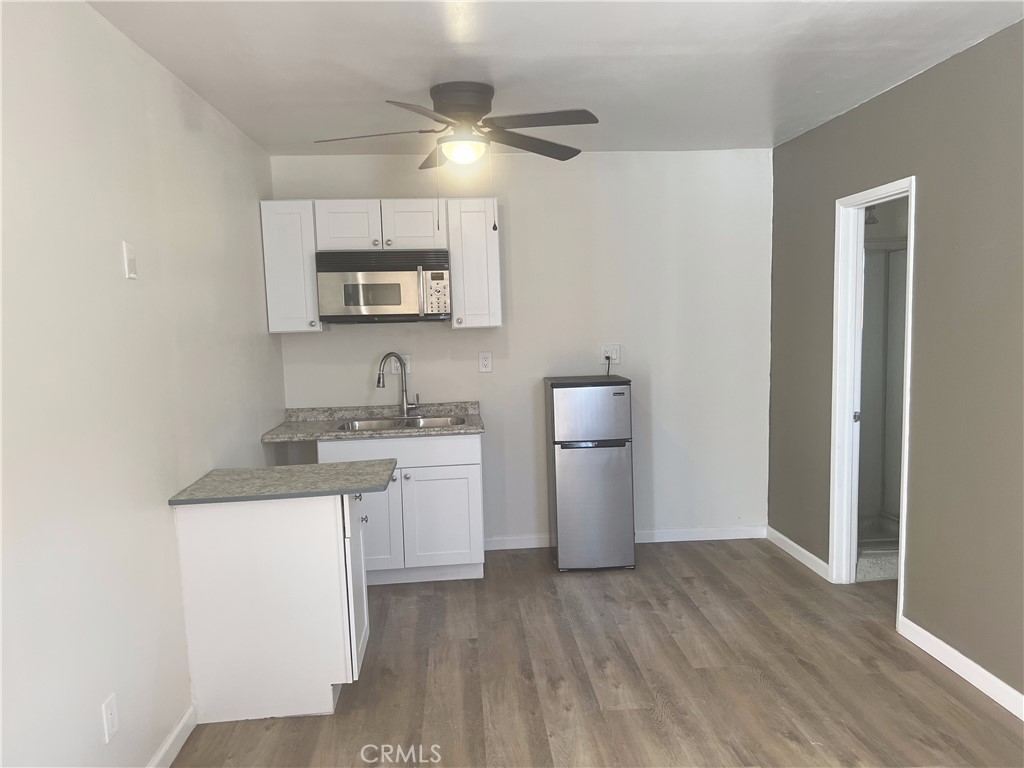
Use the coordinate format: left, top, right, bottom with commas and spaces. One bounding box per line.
260, 197, 502, 333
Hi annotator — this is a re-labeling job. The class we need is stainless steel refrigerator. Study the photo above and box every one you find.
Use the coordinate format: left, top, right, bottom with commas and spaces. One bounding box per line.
544, 375, 635, 570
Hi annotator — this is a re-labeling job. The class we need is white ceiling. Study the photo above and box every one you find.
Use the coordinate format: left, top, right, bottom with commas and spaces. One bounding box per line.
93, 2, 1022, 156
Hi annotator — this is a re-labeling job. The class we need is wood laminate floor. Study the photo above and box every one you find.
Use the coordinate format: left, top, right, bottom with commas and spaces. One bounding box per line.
174, 541, 1024, 767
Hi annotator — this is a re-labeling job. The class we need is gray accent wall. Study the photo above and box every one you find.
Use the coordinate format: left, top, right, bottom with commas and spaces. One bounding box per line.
769, 22, 1023, 691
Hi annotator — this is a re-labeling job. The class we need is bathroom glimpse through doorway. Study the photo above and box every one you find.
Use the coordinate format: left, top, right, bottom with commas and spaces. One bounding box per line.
828, 177, 916, 623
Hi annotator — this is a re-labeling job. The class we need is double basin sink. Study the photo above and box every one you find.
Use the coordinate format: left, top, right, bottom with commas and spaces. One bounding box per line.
336, 415, 466, 432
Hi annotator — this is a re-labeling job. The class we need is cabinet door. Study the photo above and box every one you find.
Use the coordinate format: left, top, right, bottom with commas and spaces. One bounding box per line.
402, 465, 483, 568
353, 474, 404, 571
381, 199, 447, 249
314, 199, 383, 250
260, 200, 321, 332
447, 198, 501, 328
342, 496, 370, 680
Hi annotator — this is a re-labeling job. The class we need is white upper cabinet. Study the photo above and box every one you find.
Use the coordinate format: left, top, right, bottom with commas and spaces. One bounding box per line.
260, 200, 321, 333
448, 198, 502, 328
381, 199, 447, 250
314, 199, 383, 251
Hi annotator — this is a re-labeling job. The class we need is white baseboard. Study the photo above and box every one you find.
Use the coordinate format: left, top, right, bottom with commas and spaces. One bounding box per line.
635, 525, 766, 543
897, 616, 1024, 720
766, 527, 829, 580
148, 703, 196, 768
485, 533, 550, 551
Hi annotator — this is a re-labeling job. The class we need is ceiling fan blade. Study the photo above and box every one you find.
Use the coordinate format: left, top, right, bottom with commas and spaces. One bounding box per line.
482, 109, 598, 130
386, 100, 459, 127
484, 128, 581, 161
418, 147, 447, 170
314, 128, 444, 144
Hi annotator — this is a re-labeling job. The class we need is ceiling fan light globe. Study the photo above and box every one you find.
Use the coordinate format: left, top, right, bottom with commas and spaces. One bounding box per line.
439, 136, 487, 165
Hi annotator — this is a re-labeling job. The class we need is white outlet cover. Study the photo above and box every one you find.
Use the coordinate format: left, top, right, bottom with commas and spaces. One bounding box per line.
389, 354, 411, 374
479, 352, 493, 373
102, 693, 119, 743
601, 345, 621, 365
122, 240, 137, 280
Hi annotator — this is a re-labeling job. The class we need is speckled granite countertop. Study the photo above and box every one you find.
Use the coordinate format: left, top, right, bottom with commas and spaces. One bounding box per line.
261, 401, 484, 443
169, 459, 397, 506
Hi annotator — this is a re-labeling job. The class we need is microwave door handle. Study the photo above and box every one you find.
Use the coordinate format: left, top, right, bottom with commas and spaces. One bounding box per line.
417, 266, 426, 317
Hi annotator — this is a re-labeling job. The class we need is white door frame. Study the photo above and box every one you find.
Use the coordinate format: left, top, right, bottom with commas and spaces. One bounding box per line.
828, 177, 916, 618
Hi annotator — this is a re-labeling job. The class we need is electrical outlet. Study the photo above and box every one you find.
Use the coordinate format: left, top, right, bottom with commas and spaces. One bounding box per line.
122, 241, 137, 280
389, 354, 411, 374
601, 345, 621, 365
102, 693, 119, 744
479, 352, 493, 373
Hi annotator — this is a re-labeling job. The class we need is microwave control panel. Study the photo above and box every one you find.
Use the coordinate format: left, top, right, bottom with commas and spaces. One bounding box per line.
426, 271, 450, 315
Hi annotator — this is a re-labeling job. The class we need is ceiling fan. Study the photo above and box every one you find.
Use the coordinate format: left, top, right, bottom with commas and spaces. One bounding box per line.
316, 81, 598, 170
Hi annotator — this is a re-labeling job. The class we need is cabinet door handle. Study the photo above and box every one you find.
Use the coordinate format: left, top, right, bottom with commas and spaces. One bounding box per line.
385, 238, 393, 247
456, 317, 464, 325
360, 516, 368, 524
353, 493, 362, 501
391, 475, 398, 482
372, 238, 381, 247
308, 320, 317, 328
404, 473, 412, 481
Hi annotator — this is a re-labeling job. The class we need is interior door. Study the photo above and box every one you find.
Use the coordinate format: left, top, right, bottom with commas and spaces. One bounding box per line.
314, 200, 382, 250
402, 465, 483, 568
354, 474, 404, 571
381, 199, 447, 249
342, 496, 369, 679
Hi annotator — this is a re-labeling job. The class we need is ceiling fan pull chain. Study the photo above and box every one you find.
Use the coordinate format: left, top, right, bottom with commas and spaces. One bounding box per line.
435, 154, 441, 229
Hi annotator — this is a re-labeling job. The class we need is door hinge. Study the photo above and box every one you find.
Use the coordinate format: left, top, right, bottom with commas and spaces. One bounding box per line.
853, 411, 861, 422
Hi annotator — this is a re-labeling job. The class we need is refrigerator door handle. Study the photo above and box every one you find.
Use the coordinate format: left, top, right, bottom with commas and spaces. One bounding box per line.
558, 439, 630, 449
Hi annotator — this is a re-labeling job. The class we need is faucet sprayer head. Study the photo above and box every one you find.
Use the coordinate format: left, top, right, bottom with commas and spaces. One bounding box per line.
376, 372, 386, 388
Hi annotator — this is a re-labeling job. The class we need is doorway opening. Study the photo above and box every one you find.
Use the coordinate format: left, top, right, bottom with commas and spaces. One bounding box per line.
856, 198, 908, 581
828, 177, 916, 619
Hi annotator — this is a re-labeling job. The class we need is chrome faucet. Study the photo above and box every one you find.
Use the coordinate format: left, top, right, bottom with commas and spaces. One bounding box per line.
376, 353, 419, 418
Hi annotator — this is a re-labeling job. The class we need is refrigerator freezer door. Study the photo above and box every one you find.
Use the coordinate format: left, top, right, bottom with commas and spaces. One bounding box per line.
554, 442, 635, 569
552, 385, 631, 443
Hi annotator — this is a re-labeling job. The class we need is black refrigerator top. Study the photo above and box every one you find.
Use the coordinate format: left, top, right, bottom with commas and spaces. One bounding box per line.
544, 375, 631, 388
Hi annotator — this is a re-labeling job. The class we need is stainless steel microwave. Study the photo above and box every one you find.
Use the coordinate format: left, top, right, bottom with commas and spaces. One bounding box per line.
316, 250, 450, 323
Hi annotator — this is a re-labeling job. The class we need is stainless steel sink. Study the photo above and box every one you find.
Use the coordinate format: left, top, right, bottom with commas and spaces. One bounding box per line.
336, 416, 466, 432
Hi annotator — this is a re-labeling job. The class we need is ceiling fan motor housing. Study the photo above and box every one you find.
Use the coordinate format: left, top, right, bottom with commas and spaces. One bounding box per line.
429, 81, 494, 125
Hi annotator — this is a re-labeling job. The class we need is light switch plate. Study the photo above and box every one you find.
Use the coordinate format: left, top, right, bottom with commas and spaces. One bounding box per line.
102, 693, 119, 743
122, 241, 137, 280
601, 345, 621, 365
479, 352, 493, 373
389, 354, 411, 374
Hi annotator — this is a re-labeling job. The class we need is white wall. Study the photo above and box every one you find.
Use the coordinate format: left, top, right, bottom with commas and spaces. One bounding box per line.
2, 5, 284, 765
272, 150, 772, 545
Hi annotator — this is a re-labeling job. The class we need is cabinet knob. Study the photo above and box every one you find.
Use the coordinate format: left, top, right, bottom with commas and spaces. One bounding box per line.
456, 317, 464, 325
391, 475, 397, 482
360, 515, 368, 524
308, 320, 317, 328
353, 493, 362, 501
404, 473, 412, 481
372, 239, 381, 246
385, 239, 393, 247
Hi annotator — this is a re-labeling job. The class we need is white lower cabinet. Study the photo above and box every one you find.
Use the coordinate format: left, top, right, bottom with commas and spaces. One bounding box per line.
353, 473, 405, 571
173, 494, 368, 723
402, 464, 483, 568
318, 435, 485, 583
